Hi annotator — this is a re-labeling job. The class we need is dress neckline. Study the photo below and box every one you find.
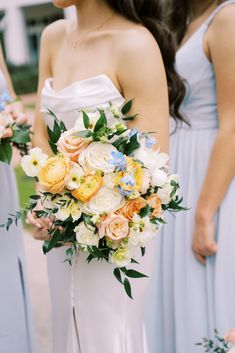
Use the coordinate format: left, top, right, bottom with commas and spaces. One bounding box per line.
45, 74, 124, 99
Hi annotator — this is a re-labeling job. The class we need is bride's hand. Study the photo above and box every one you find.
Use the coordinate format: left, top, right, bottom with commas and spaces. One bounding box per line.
27, 211, 52, 241
192, 215, 217, 265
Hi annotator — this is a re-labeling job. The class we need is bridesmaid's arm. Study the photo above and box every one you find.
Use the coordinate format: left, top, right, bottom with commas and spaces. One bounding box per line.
192, 6, 235, 264
116, 28, 169, 153
0, 44, 17, 100
33, 26, 53, 155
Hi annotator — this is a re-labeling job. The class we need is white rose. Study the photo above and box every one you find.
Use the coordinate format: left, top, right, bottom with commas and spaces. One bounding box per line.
83, 187, 124, 215
66, 164, 84, 190
111, 247, 132, 267
103, 173, 115, 189
21, 147, 48, 177
151, 169, 168, 187
74, 222, 99, 251
157, 184, 172, 205
55, 196, 82, 222
78, 142, 117, 174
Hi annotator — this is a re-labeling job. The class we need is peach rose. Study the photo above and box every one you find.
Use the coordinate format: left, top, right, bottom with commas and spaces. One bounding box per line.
147, 194, 162, 217
2, 128, 13, 139
39, 155, 71, 194
225, 329, 235, 345
72, 175, 103, 202
98, 213, 129, 241
117, 197, 147, 221
57, 129, 91, 162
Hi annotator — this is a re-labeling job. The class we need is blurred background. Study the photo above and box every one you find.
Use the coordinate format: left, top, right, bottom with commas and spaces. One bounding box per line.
0, 2, 75, 353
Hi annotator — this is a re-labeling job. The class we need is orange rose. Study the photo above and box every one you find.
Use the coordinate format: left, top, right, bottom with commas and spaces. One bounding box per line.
117, 197, 146, 220
147, 194, 162, 217
39, 155, 71, 194
57, 129, 91, 162
72, 174, 103, 202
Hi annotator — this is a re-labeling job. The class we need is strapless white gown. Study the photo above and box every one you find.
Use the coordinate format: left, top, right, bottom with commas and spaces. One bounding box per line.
41, 74, 155, 353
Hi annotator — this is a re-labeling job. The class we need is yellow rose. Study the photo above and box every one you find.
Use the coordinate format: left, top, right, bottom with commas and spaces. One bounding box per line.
39, 155, 71, 194
71, 174, 103, 203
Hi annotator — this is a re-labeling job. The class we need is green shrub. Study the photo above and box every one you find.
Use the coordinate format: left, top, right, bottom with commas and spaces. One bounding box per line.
8, 64, 38, 95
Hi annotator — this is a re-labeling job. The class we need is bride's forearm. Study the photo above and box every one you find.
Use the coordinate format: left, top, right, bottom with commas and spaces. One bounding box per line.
196, 129, 235, 222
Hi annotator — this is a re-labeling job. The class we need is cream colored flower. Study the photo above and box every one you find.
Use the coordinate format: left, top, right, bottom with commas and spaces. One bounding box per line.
66, 164, 84, 190
83, 187, 124, 215
79, 142, 117, 174
21, 147, 48, 177
74, 222, 99, 251
55, 196, 82, 222
111, 247, 132, 267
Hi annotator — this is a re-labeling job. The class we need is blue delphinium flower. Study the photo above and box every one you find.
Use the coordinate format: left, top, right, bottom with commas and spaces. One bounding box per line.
0, 89, 12, 111
117, 185, 133, 197
121, 175, 136, 187
145, 135, 156, 149
108, 151, 127, 171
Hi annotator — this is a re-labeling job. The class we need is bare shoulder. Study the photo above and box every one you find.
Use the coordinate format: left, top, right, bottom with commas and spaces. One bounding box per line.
113, 25, 162, 62
210, 4, 235, 31
41, 19, 68, 44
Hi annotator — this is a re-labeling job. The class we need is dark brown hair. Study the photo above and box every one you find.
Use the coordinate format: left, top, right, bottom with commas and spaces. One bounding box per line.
105, 0, 186, 123
167, 0, 225, 45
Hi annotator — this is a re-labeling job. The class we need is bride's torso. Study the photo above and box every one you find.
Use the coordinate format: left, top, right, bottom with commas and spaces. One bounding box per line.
41, 74, 125, 128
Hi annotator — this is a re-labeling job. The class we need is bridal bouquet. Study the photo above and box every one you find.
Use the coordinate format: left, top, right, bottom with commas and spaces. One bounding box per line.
0, 90, 31, 163
7, 101, 185, 297
197, 329, 235, 353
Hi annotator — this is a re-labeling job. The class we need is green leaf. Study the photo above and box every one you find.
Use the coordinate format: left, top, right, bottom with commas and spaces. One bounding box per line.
65, 247, 74, 266
53, 120, 62, 140
11, 129, 30, 144
6, 217, 13, 231
139, 204, 151, 218
73, 130, 92, 138
82, 111, 90, 129
0, 140, 12, 164
43, 230, 60, 254
93, 110, 107, 132
141, 247, 146, 257
47, 126, 58, 143
60, 121, 67, 132
114, 267, 123, 284
48, 140, 58, 155
122, 114, 138, 121
125, 132, 140, 156
47, 109, 58, 120
121, 100, 133, 115
125, 269, 148, 279
124, 278, 133, 299
29, 195, 41, 200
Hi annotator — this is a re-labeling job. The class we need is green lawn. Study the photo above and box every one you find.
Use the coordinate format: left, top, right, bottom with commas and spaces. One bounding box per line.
15, 165, 35, 228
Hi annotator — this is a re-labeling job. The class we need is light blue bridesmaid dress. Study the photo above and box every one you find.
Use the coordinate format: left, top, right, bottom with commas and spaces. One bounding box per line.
0, 71, 35, 353
147, 1, 235, 353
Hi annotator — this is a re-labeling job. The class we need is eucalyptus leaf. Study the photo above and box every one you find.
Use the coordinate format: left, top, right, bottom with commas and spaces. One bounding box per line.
125, 269, 148, 279
11, 129, 30, 144
114, 267, 123, 284
124, 278, 133, 299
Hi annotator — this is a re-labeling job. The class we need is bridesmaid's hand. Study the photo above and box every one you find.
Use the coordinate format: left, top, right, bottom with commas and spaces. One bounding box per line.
192, 216, 217, 265
27, 211, 51, 241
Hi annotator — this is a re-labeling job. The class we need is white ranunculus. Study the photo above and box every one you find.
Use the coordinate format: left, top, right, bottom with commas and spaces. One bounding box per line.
103, 173, 115, 189
74, 222, 99, 251
140, 168, 151, 193
21, 147, 48, 177
78, 142, 117, 174
83, 187, 124, 215
111, 247, 132, 267
151, 169, 168, 187
55, 197, 82, 222
66, 164, 84, 190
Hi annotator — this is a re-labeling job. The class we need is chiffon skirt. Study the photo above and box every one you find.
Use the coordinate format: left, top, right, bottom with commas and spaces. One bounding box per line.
147, 126, 235, 353
0, 163, 35, 353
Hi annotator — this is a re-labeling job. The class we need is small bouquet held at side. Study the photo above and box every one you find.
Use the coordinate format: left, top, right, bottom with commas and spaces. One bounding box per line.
0, 90, 31, 164
197, 329, 235, 353
7, 100, 185, 298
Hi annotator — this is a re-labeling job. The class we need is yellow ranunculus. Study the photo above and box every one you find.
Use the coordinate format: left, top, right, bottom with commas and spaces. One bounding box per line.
71, 175, 103, 203
39, 155, 71, 194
